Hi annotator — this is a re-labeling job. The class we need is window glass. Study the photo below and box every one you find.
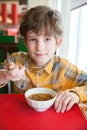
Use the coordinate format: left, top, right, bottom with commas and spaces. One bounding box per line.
68, 4, 87, 71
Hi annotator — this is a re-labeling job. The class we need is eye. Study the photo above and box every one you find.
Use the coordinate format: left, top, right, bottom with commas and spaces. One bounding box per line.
30, 38, 36, 41
28, 38, 37, 43
45, 37, 51, 42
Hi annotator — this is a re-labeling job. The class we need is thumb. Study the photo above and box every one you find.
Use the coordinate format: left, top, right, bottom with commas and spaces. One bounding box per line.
19, 64, 25, 70
6, 62, 16, 70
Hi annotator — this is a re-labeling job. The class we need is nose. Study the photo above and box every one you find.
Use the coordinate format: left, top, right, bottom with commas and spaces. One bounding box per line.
36, 39, 44, 51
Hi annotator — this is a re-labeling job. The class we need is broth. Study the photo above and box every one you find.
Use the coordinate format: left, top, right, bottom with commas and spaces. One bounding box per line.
28, 93, 53, 101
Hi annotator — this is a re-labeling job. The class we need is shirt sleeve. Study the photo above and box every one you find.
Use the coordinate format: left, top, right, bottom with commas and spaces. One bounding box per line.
64, 62, 87, 102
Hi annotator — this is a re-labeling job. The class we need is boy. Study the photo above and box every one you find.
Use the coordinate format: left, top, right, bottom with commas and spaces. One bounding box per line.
0, 5, 87, 113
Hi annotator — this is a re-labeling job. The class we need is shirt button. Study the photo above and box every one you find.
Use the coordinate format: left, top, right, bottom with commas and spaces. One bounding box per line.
38, 73, 41, 76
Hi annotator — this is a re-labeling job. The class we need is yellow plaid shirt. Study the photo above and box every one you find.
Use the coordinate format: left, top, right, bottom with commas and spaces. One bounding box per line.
4, 52, 87, 102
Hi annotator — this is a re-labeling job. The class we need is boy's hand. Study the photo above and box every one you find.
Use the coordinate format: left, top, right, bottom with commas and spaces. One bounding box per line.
54, 91, 79, 113
0, 62, 26, 84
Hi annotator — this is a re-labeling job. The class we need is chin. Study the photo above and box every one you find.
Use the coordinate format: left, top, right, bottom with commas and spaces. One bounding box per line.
33, 57, 51, 66
36, 61, 47, 66
36, 63, 45, 66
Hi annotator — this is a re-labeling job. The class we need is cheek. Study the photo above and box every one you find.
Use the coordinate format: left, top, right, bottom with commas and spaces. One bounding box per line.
27, 44, 34, 51
48, 45, 56, 53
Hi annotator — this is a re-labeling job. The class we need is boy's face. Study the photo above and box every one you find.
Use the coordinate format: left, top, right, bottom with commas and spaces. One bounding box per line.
25, 31, 61, 66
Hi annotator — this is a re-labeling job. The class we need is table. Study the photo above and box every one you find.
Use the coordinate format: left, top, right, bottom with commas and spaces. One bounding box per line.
0, 94, 87, 130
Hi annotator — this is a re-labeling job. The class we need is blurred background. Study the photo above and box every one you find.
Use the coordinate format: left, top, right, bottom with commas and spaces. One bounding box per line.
0, 0, 87, 70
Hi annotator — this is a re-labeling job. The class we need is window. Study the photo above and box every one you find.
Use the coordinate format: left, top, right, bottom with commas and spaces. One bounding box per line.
68, 4, 87, 71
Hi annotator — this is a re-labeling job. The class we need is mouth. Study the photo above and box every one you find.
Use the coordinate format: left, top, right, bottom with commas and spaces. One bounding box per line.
35, 53, 46, 57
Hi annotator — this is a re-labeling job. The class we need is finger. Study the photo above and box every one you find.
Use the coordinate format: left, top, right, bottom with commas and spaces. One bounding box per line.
60, 92, 79, 112
6, 62, 16, 70
66, 99, 75, 111
19, 66, 25, 71
61, 96, 71, 113
54, 92, 64, 110
5, 65, 19, 78
66, 93, 79, 111
55, 92, 69, 112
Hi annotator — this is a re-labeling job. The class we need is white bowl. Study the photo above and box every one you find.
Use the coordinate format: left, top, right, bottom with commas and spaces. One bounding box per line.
25, 88, 57, 112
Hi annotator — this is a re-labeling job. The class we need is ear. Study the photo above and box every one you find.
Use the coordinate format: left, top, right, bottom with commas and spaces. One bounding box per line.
56, 37, 62, 49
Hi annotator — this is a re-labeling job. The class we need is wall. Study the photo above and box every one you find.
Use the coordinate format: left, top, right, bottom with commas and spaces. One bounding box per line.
71, 0, 87, 9
28, 0, 49, 8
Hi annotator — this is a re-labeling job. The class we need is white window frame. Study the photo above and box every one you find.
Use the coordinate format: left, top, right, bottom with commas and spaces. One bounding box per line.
68, 4, 87, 71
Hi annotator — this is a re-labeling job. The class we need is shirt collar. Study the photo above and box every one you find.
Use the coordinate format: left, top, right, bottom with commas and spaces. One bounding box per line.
44, 57, 54, 74
29, 56, 55, 74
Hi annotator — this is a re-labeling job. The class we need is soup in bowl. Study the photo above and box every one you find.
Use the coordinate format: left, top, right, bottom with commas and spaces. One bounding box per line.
25, 88, 57, 112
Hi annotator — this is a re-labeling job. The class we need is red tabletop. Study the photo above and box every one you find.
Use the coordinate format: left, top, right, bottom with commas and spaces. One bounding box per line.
0, 94, 87, 130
